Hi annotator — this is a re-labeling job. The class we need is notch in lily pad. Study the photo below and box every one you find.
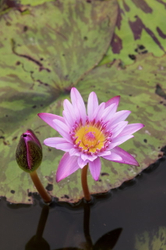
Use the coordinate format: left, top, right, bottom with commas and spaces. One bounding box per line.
16, 129, 52, 204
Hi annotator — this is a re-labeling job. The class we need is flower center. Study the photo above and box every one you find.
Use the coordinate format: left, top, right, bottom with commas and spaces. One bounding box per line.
75, 125, 106, 153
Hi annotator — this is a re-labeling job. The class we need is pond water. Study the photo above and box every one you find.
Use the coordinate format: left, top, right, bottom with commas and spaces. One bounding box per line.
0, 152, 166, 250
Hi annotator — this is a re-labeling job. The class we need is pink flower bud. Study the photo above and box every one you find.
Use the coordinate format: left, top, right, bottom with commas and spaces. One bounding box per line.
16, 129, 42, 173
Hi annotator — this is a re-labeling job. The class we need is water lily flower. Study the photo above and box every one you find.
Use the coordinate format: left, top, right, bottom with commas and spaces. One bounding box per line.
38, 88, 144, 184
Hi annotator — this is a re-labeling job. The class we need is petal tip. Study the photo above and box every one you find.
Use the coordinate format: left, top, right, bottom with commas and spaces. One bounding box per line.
105, 95, 121, 107
71, 87, 78, 95
56, 175, 61, 183
38, 113, 43, 118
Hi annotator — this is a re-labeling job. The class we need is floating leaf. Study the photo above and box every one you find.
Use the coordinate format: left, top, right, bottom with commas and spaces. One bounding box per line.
0, 0, 30, 16
2, 52, 166, 204
20, 0, 54, 6
1, 0, 165, 204
135, 227, 166, 250
0, 0, 118, 203
100, 0, 166, 66
71, 53, 166, 200
1, 0, 117, 93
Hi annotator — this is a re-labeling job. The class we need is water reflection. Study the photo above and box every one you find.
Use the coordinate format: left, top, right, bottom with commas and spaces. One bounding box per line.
1, 156, 166, 250
24, 199, 122, 250
25, 205, 50, 250
82, 202, 122, 250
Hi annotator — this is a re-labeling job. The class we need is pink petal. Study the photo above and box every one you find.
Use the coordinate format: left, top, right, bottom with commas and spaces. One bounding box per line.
87, 92, 99, 120
105, 96, 120, 110
56, 153, 79, 182
89, 157, 101, 181
109, 134, 134, 149
38, 113, 64, 130
103, 147, 139, 166
63, 99, 76, 127
98, 150, 111, 157
69, 148, 80, 157
103, 151, 122, 162
78, 157, 88, 169
93, 102, 105, 121
111, 121, 128, 139
71, 88, 86, 124
109, 110, 131, 126
44, 137, 72, 151
118, 123, 145, 137
81, 153, 97, 162
101, 103, 117, 121
53, 120, 71, 142
23, 129, 42, 148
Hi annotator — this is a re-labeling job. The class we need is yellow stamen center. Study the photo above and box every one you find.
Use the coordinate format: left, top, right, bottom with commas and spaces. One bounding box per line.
75, 125, 106, 153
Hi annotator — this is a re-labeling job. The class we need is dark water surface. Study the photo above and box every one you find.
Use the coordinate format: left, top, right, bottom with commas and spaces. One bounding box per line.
0, 155, 166, 250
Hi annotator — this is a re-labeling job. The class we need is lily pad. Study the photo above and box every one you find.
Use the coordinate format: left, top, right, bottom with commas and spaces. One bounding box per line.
1, 52, 166, 204
69, 53, 166, 201
0, 0, 118, 203
20, 0, 54, 6
100, 0, 166, 66
1, 0, 166, 204
1, 0, 117, 91
135, 227, 166, 250
0, 0, 54, 15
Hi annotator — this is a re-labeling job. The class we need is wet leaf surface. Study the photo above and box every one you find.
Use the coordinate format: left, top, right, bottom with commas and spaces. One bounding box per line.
0, 0, 118, 204
1, 0, 117, 92
100, 0, 166, 66
75, 53, 166, 201
0, 0, 166, 204
135, 227, 166, 250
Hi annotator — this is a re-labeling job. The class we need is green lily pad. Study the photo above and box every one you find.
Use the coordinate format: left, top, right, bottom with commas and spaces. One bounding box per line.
135, 227, 166, 250
0, 0, 118, 204
0, 0, 28, 16
67, 53, 166, 201
1, 0, 166, 204
20, 0, 54, 6
1, 53, 166, 204
0, 0, 54, 16
0, 0, 117, 133
100, 0, 166, 66
1, 0, 117, 92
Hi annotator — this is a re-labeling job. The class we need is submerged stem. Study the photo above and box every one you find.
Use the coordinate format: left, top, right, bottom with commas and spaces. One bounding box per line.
81, 164, 91, 202
30, 171, 52, 204
83, 202, 93, 248
35, 205, 49, 240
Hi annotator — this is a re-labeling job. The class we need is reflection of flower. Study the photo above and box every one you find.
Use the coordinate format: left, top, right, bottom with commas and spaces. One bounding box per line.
38, 88, 144, 182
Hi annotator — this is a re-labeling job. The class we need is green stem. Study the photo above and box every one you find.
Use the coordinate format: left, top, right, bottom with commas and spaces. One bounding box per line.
81, 164, 91, 202
30, 170, 52, 204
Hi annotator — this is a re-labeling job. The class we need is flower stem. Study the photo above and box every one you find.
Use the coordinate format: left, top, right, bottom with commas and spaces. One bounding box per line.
81, 164, 91, 202
30, 170, 52, 203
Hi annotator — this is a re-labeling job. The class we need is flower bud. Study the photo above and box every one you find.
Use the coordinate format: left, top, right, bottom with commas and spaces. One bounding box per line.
16, 129, 42, 173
